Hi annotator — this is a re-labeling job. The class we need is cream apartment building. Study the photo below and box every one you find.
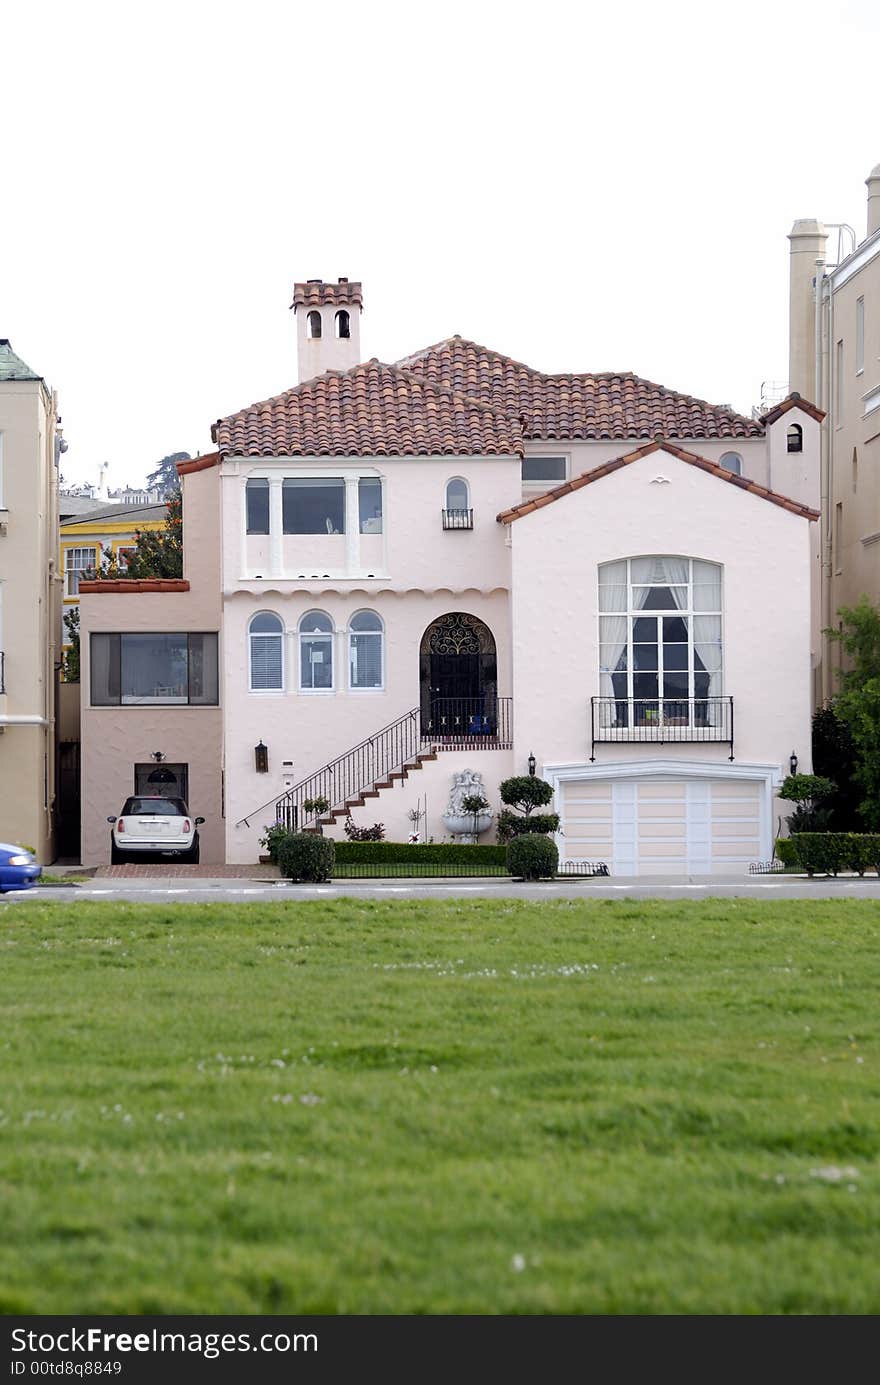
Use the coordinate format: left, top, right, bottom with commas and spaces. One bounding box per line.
789, 161, 880, 700
0, 340, 61, 860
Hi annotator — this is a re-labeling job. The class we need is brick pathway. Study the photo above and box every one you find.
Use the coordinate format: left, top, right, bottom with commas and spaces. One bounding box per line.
96, 863, 279, 878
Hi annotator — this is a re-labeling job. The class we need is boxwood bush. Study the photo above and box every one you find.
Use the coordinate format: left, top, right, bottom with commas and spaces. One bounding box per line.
333, 841, 507, 866
506, 834, 558, 880
496, 810, 561, 841
774, 837, 799, 867
277, 833, 335, 882
789, 832, 880, 877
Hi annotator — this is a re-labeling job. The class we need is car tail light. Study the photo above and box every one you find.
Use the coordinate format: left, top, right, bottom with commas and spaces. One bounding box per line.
183, 819, 191, 833
117, 818, 126, 833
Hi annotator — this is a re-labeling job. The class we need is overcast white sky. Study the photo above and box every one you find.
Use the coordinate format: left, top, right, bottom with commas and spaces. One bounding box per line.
3, 0, 878, 488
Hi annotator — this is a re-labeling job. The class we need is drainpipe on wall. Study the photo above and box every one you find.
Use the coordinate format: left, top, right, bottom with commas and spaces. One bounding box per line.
816, 261, 834, 706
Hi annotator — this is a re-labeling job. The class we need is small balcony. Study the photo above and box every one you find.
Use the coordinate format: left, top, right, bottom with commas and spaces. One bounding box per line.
590, 697, 734, 760
421, 696, 512, 749
442, 508, 474, 531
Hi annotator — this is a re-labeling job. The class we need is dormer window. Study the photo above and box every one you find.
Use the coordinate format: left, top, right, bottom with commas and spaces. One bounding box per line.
719, 452, 743, 475
787, 423, 803, 454
307, 310, 322, 339
335, 310, 351, 340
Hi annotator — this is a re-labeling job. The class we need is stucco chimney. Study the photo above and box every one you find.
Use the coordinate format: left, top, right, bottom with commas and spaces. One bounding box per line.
291, 278, 363, 383
788, 219, 827, 399
867, 163, 880, 239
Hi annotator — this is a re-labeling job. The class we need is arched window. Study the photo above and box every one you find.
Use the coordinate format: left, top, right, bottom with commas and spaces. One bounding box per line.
598, 557, 723, 727
307, 310, 322, 340
335, 309, 351, 340
787, 423, 803, 454
349, 610, 384, 690
719, 452, 743, 475
299, 610, 333, 690
443, 477, 473, 529
249, 611, 284, 691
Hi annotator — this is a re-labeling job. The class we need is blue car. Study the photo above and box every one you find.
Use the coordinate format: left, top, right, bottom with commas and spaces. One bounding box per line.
0, 843, 42, 893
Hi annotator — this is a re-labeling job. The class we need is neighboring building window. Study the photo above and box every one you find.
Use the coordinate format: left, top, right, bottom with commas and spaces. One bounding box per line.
249, 612, 284, 691
522, 456, 567, 483
246, 478, 270, 535
598, 557, 723, 712
65, 546, 98, 596
349, 610, 383, 690
856, 297, 865, 375
307, 310, 322, 339
116, 546, 137, 572
836, 340, 844, 418
358, 477, 383, 533
336, 309, 351, 339
299, 610, 334, 690
283, 478, 345, 534
719, 452, 743, 475
835, 502, 843, 573
786, 424, 803, 454
90, 632, 219, 705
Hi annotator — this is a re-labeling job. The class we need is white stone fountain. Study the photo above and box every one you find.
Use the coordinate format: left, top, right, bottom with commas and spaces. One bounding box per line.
441, 768, 493, 843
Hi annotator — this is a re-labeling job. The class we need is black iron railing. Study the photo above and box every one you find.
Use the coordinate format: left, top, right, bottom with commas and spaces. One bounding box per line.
422, 697, 512, 748
442, 508, 474, 530
590, 697, 734, 760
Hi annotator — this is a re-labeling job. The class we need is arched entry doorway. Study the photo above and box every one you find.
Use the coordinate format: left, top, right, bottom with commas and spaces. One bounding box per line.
420, 612, 498, 738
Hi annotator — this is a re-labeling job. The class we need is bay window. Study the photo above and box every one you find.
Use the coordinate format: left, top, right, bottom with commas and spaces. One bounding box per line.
90, 632, 219, 706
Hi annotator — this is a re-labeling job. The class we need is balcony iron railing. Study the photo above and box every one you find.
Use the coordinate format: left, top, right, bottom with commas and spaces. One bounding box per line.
590, 697, 734, 761
442, 508, 474, 530
422, 696, 512, 749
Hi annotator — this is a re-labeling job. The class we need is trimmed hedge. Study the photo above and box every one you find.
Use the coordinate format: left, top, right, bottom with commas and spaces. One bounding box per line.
774, 837, 799, 867
333, 841, 507, 866
506, 834, 558, 880
789, 832, 880, 877
277, 833, 335, 882
496, 810, 561, 842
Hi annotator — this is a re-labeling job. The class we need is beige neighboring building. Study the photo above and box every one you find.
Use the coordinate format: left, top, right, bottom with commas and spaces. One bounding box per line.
789, 161, 880, 701
0, 340, 61, 861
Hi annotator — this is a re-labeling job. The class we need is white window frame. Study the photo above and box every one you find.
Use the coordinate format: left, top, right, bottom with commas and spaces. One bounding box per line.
348, 610, 385, 692
298, 610, 335, 693
521, 454, 569, 487
598, 556, 724, 704
64, 546, 98, 597
248, 611, 285, 693
719, 452, 743, 475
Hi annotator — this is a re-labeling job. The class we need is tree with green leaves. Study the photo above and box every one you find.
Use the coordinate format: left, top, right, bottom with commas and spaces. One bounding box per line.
91, 490, 183, 581
145, 452, 191, 498
828, 596, 880, 827
61, 607, 80, 683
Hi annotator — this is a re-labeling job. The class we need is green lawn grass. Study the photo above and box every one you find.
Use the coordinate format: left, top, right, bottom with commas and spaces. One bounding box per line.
1, 897, 879, 1314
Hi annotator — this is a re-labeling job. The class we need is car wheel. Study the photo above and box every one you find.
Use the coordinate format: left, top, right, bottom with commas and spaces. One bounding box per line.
110, 839, 125, 864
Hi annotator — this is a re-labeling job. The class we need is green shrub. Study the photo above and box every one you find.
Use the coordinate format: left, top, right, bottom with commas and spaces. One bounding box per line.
277, 833, 335, 882
259, 823, 291, 863
789, 832, 880, 877
506, 834, 558, 880
774, 837, 799, 867
333, 841, 507, 866
496, 810, 561, 842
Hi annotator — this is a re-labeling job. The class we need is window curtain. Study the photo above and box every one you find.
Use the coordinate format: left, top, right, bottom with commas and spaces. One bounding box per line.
631, 555, 690, 609
692, 562, 722, 723
598, 562, 628, 707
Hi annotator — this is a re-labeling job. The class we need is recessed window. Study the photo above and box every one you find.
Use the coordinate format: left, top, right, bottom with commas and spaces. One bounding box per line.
65, 546, 98, 596
835, 502, 843, 573
283, 478, 345, 535
299, 610, 334, 690
786, 424, 803, 454
349, 610, 383, 689
307, 310, 322, 339
522, 456, 567, 483
246, 478, 270, 535
856, 297, 865, 375
249, 611, 284, 691
90, 633, 219, 706
358, 478, 383, 534
719, 452, 743, 475
443, 477, 473, 529
853, 447, 859, 493
598, 557, 723, 716
836, 340, 844, 418
336, 309, 351, 340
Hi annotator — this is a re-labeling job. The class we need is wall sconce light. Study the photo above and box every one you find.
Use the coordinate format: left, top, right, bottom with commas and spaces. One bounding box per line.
789, 751, 799, 776
255, 740, 269, 774
151, 750, 166, 763
528, 752, 536, 777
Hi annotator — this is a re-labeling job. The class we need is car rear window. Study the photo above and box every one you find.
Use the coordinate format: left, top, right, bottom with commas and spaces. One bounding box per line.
121, 798, 188, 816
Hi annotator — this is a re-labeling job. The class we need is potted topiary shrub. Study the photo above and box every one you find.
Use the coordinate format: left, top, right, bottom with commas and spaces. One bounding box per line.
496, 775, 560, 841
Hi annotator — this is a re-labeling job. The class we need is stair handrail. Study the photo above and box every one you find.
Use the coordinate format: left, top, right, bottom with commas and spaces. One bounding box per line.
235, 707, 422, 829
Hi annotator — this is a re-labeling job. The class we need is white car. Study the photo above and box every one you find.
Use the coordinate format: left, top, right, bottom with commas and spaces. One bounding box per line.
108, 797, 204, 863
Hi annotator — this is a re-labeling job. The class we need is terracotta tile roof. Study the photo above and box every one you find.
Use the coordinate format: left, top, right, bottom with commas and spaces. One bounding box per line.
78, 579, 190, 594
496, 439, 820, 524
398, 336, 764, 440
760, 391, 825, 425
211, 359, 523, 458
291, 278, 363, 310
177, 452, 220, 475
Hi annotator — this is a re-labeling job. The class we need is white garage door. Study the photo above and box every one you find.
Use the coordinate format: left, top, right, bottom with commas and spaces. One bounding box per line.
560, 777, 763, 876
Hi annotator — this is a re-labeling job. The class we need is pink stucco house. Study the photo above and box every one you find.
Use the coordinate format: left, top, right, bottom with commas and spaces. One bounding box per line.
79, 279, 821, 874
